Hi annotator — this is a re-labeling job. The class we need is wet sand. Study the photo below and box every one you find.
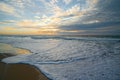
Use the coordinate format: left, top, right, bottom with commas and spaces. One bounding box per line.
0, 53, 49, 80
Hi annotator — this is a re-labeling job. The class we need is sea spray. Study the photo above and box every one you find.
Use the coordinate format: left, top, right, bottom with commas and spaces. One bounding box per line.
1, 36, 120, 80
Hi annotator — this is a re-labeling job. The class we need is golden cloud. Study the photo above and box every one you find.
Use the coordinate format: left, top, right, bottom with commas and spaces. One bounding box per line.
0, 3, 20, 17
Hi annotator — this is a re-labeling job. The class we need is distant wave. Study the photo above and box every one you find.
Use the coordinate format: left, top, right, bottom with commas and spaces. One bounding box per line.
31, 36, 120, 41
0, 35, 120, 41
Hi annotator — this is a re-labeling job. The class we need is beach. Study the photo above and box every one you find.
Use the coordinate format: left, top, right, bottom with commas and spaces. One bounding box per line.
0, 36, 120, 80
0, 53, 49, 80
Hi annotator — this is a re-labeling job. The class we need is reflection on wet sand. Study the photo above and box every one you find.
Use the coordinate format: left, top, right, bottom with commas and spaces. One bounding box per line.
0, 43, 30, 55
0, 53, 49, 80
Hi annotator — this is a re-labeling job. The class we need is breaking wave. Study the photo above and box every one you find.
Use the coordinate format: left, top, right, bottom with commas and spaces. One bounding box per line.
0, 36, 120, 80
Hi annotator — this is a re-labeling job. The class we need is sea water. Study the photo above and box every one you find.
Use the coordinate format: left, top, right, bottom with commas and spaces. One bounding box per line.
0, 36, 120, 80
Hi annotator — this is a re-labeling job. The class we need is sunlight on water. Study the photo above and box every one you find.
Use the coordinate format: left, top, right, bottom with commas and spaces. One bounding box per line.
0, 43, 30, 55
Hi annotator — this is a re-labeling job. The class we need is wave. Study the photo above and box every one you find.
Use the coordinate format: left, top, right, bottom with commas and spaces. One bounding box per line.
0, 35, 120, 41
1, 35, 120, 80
27, 54, 107, 64
31, 36, 120, 41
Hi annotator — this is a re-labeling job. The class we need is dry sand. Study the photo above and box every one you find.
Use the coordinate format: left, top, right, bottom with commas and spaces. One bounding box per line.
0, 53, 49, 80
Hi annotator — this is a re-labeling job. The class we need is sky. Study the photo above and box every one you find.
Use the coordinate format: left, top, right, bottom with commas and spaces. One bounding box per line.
0, 0, 120, 35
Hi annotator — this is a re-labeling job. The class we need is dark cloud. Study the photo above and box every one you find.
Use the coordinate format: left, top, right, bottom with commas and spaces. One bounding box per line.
94, 0, 120, 21
60, 21, 120, 30
81, 0, 120, 22
60, 0, 120, 35
97, 0, 120, 12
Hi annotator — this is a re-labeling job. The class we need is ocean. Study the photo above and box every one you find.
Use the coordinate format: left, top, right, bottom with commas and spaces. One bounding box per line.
0, 35, 120, 80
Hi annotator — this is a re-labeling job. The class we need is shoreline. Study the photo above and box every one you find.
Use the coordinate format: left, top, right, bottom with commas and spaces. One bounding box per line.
0, 53, 49, 80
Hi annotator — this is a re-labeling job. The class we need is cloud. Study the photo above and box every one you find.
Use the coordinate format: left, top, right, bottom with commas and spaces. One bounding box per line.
82, 0, 120, 23
59, 21, 120, 33
0, 20, 16, 24
97, 26, 120, 31
50, 0, 58, 4
0, 2, 20, 17
63, 0, 71, 4
16, 16, 62, 27
0, 0, 119, 35
0, 0, 99, 35
34, 0, 98, 27
16, 20, 38, 27
0, 26, 39, 35
1, 0, 38, 18
0, 26, 17, 35
0, 3, 14, 14
2, 27, 16, 31
66, 5, 80, 15
56, 0, 120, 35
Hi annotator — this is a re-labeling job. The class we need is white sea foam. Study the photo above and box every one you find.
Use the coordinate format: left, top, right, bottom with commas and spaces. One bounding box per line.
0, 36, 120, 80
